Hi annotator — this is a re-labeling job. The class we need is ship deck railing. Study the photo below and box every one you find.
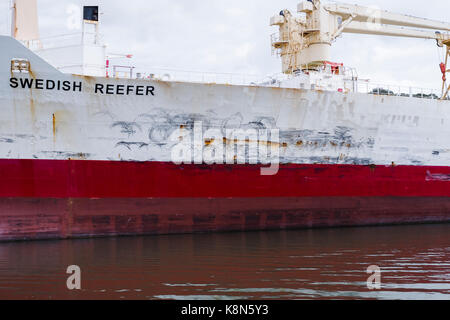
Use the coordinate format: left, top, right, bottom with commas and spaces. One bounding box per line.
354, 80, 443, 100
24, 32, 102, 51
132, 67, 270, 86
132, 68, 444, 99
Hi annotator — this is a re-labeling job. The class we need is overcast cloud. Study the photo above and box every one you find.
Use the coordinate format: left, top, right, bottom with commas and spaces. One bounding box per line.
1, 0, 449, 89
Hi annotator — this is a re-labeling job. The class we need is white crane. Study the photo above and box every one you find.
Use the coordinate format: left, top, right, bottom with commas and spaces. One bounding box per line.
270, 0, 450, 99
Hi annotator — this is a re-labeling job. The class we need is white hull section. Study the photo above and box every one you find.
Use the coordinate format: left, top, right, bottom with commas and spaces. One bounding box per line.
1, 36, 450, 167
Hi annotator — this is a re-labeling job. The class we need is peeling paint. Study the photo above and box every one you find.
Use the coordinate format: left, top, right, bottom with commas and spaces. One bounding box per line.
426, 171, 450, 182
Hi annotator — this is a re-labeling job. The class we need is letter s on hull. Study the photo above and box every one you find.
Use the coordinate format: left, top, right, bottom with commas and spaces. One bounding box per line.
9, 78, 18, 88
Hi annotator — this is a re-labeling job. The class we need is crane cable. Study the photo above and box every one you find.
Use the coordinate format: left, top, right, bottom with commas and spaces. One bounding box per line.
436, 46, 441, 62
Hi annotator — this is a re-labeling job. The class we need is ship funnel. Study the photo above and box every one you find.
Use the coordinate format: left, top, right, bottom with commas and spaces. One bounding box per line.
11, 0, 40, 42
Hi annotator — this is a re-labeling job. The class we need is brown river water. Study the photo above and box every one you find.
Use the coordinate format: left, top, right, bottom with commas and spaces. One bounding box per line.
0, 224, 449, 300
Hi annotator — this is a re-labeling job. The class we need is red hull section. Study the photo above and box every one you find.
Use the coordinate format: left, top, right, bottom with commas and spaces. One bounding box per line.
0, 159, 450, 241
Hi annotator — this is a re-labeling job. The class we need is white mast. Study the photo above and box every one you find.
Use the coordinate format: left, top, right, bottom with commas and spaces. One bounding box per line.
10, 0, 40, 45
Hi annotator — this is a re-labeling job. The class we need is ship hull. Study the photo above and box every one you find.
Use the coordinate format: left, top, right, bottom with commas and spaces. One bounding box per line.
1, 36, 450, 241
1, 159, 450, 241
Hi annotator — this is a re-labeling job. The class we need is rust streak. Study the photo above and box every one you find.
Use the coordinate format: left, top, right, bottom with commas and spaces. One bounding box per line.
29, 98, 37, 130
10, 61, 14, 79
28, 66, 36, 80
52, 113, 56, 142
222, 137, 282, 147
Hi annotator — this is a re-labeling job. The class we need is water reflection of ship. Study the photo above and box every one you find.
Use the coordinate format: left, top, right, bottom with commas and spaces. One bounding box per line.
1, 225, 450, 299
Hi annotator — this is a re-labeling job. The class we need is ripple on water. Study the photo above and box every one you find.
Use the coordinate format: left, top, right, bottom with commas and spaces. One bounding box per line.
1, 224, 450, 300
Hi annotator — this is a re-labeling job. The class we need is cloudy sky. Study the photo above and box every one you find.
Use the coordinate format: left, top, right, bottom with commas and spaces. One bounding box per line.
1, 0, 449, 89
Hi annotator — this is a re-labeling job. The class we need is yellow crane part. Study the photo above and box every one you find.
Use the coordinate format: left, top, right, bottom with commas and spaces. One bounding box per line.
442, 40, 450, 100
